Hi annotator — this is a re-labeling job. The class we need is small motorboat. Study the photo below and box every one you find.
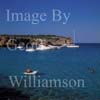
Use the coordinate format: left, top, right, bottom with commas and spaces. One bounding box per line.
66, 44, 80, 48
24, 68, 38, 75
36, 45, 50, 51
25, 48, 35, 52
17, 46, 23, 49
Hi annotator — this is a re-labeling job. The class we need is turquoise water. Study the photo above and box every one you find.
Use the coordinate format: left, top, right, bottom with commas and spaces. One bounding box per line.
0, 44, 100, 100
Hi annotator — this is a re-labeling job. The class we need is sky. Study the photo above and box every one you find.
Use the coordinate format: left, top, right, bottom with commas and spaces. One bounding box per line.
0, 0, 100, 43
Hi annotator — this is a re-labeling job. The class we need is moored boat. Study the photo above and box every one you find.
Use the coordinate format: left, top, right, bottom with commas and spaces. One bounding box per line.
25, 48, 35, 52
66, 44, 80, 48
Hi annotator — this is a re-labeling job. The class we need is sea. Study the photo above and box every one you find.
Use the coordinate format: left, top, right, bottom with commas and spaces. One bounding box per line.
0, 44, 100, 100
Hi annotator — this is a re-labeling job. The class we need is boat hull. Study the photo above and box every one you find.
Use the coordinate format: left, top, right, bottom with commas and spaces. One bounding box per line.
24, 71, 38, 75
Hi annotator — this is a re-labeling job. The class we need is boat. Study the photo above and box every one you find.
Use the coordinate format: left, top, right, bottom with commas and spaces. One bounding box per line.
17, 46, 23, 49
66, 44, 80, 48
60, 44, 67, 48
24, 68, 38, 75
25, 48, 35, 52
67, 30, 80, 48
24, 71, 38, 75
62, 44, 67, 47
36, 44, 55, 51
35, 38, 60, 51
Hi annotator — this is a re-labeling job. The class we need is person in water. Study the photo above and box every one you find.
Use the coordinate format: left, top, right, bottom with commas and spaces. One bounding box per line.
88, 67, 96, 73
26, 67, 33, 73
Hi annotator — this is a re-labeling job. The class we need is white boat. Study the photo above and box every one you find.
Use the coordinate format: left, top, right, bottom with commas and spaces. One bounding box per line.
66, 44, 80, 48
24, 71, 38, 75
48, 45, 60, 49
36, 45, 54, 51
36, 45, 60, 51
25, 48, 35, 52
61, 44, 67, 48
62, 44, 67, 47
67, 30, 80, 48
17, 46, 23, 49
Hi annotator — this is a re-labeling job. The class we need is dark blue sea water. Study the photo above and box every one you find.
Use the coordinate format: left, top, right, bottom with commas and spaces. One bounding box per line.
0, 44, 100, 100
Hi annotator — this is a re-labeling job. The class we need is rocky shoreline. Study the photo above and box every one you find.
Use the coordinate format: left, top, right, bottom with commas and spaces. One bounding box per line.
0, 87, 30, 100
0, 34, 73, 47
